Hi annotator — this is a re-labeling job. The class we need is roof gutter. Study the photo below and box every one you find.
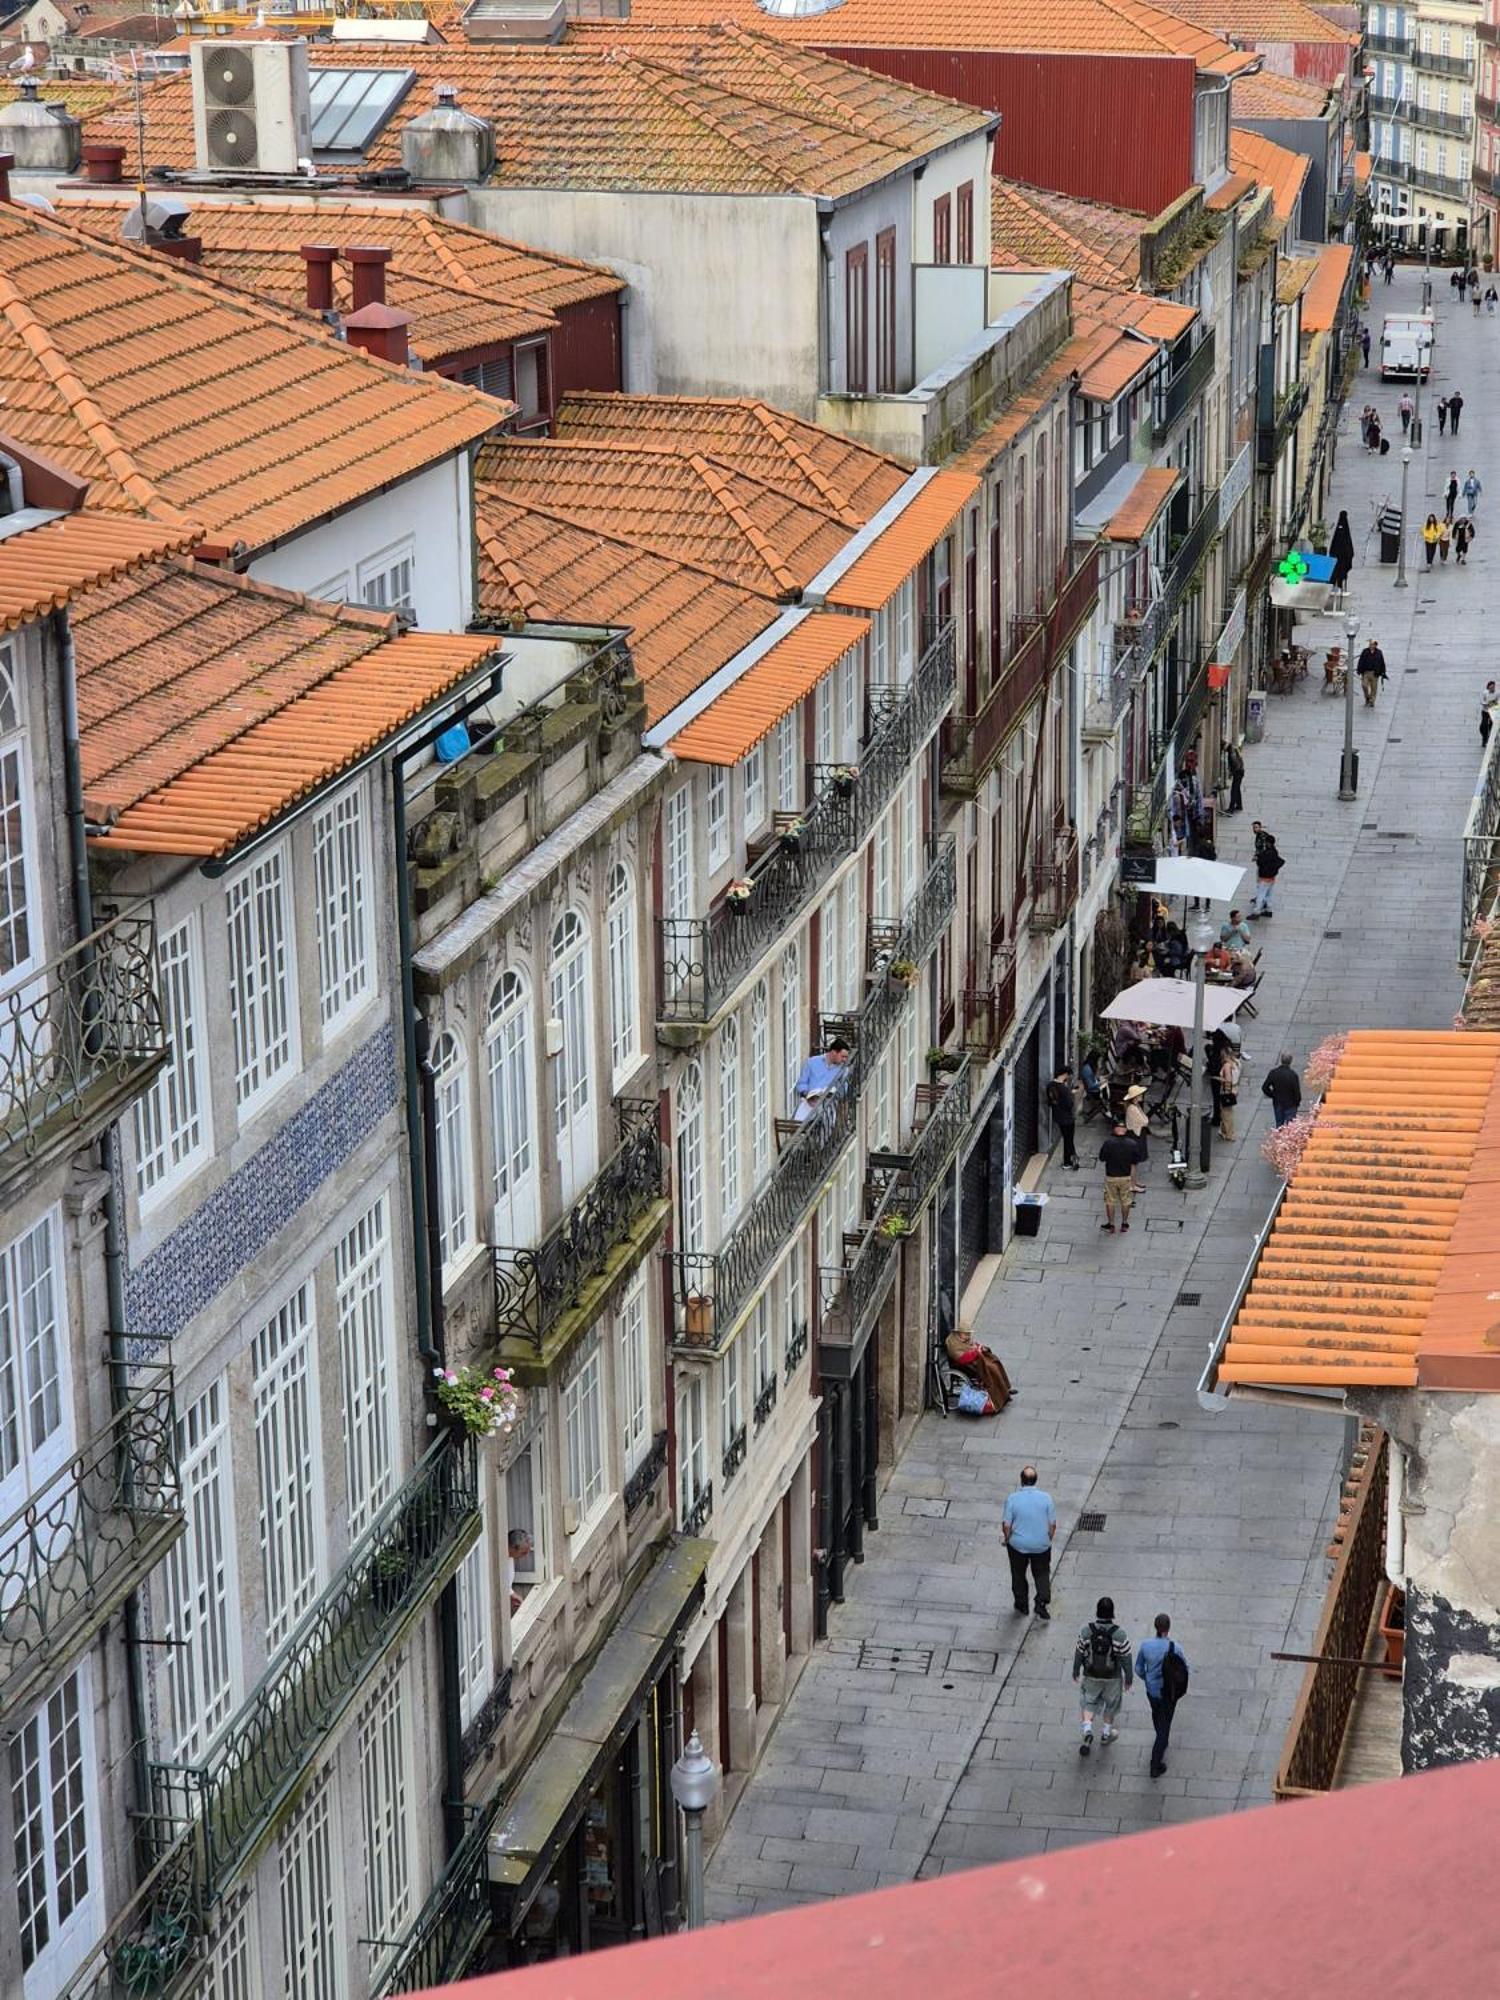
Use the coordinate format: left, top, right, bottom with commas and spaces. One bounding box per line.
801, 465, 936, 605
1196, 1178, 1288, 1408
643, 608, 810, 751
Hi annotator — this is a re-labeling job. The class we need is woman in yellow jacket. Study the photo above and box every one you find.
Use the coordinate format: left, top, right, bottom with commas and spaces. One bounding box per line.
1423, 514, 1443, 566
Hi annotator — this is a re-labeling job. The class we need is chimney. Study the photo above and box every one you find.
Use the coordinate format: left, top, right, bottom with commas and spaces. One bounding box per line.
345, 245, 392, 312
81, 142, 125, 185
0, 155, 11, 206
152, 234, 202, 265
301, 244, 338, 312
345, 302, 410, 368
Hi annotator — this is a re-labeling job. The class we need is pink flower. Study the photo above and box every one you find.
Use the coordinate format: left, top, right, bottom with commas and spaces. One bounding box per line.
493, 1367, 507, 1381
479, 1386, 494, 1401
444, 1369, 457, 1384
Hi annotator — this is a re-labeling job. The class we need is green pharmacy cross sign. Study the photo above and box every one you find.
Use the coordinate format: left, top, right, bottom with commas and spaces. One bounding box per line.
1276, 549, 1310, 586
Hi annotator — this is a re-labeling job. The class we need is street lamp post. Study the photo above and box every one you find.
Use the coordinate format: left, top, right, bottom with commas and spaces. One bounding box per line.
1339, 608, 1359, 799
1184, 908, 1217, 1191
670, 1730, 721, 1930
1394, 443, 1414, 587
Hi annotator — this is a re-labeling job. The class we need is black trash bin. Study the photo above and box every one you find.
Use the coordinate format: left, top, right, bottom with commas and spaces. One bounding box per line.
1013, 1197, 1044, 1238
1378, 506, 1403, 564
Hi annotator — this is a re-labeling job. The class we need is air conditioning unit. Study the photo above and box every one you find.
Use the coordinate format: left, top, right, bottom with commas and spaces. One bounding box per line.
191, 40, 313, 177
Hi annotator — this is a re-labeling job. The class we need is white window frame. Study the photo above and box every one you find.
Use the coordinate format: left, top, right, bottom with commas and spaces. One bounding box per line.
252, 1285, 323, 1659
775, 710, 799, 811
9, 1663, 99, 1995
505, 1427, 550, 1646
226, 841, 299, 1114
839, 873, 860, 1012
431, 1028, 475, 1275
676, 1372, 707, 1522
719, 1336, 745, 1461
311, 780, 373, 1034
780, 944, 802, 1113
749, 981, 770, 1183
357, 1665, 415, 1979
617, 1270, 650, 1476
706, 767, 730, 874
455, 1488, 495, 1729
785, 1240, 807, 1371
896, 579, 916, 677
664, 786, 693, 922
335, 1196, 399, 1541
0, 1210, 71, 1524
198, 1892, 259, 2000
752, 1295, 775, 1400
718, 1016, 741, 1224
277, 1770, 345, 2000
0, 636, 39, 990
840, 649, 859, 755
676, 1061, 705, 1253
743, 741, 766, 833
605, 860, 640, 1088
357, 539, 416, 617
562, 1335, 608, 1538
133, 912, 210, 1204
163, 1378, 239, 1764
814, 676, 834, 767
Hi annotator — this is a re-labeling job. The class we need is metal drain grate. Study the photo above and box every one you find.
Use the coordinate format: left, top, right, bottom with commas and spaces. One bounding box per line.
1076, 1511, 1108, 1532
1362, 821, 1378, 830
1175, 1291, 1202, 1307
855, 1642, 933, 1674
943, 1648, 998, 1676
1323, 929, 1343, 939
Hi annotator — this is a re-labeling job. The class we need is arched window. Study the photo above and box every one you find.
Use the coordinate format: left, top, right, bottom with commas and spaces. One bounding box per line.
605, 863, 639, 1081
719, 1016, 741, 1222
749, 982, 770, 1181
677, 1062, 705, 1253
431, 1029, 472, 1269
486, 970, 536, 1239
549, 911, 591, 1134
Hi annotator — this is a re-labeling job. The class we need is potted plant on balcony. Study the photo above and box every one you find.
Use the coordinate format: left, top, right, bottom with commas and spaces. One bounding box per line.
887, 956, 919, 991
779, 816, 808, 854
113, 1907, 196, 1996
432, 1362, 523, 1440
683, 1292, 714, 1343
878, 1211, 912, 1241
830, 764, 859, 797
927, 1046, 963, 1075
371, 1539, 416, 1616
724, 878, 755, 913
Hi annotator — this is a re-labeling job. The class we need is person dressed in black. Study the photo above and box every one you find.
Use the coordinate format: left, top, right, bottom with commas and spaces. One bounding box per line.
1446, 470, 1460, 523
1482, 681, 1498, 749
1449, 388, 1465, 437
1098, 1122, 1140, 1233
1262, 1052, 1303, 1129
1357, 638, 1387, 708
1046, 1066, 1080, 1169
1360, 324, 1371, 366
1224, 739, 1245, 815
1154, 923, 1190, 977
1328, 509, 1355, 593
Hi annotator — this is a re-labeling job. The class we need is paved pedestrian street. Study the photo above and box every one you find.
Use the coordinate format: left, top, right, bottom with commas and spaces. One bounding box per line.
705, 267, 1482, 1916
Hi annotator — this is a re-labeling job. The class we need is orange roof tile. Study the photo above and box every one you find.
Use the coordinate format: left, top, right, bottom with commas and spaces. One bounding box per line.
0, 203, 500, 553
1300, 241, 1354, 334
1156, 0, 1355, 46
991, 181, 1143, 290
1205, 170, 1258, 211
1215, 1033, 1500, 1393
555, 393, 908, 522
666, 614, 870, 765
474, 485, 776, 724
75, 27, 991, 197
1078, 330, 1157, 400
1232, 67, 1332, 118
1102, 466, 1182, 540
823, 469, 978, 611
0, 512, 197, 635
613, 0, 1256, 73
1078, 285, 1197, 341
75, 562, 499, 857
1354, 150, 1373, 189
951, 336, 1094, 472
1230, 127, 1312, 229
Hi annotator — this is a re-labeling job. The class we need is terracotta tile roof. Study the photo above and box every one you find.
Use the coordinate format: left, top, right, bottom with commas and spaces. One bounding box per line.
1102, 465, 1182, 540
475, 437, 854, 599
1205, 170, 1258, 211
1230, 127, 1312, 229
1076, 284, 1196, 341
1158, 0, 1356, 45
75, 561, 500, 858
0, 512, 196, 635
555, 392, 909, 522
950, 336, 1094, 472
1277, 252, 1319, 305
1078, 328, 1157, 400
822, 468, 977, 609
1215, 1032, 1500, 1393
1232, 68, 1332, 117
666, 613, 870, 765
473, 486, 777, 724
0, 203, 500, 553
991, 181, 1143, 291
1300, 241, 1354, 334
615, 0, 1256, 73
1354, 149, 1372, 189
76, 26, 991, 197
0, 79, 120, 122
54, 198, 558, 367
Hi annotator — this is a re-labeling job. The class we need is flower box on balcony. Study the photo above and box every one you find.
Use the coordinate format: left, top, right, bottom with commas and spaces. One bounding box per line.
682, 1293, 715, 1343
724, 878, 755, 913
887, 957, 919, 991
830, 765, 859, 797
778, 817, 808, 854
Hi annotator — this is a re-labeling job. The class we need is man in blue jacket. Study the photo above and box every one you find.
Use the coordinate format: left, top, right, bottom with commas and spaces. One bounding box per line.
1135, 1612, 1188, 1777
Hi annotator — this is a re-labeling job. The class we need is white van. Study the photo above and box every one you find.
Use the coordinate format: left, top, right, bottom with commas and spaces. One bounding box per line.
1381, 312, 1434, 378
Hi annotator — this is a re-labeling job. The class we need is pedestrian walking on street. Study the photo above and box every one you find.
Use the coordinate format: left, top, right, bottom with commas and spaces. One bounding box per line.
1445, 471, 1460, 522
1482, 682, 1498, 748
1262, 1053, 1303, 1127
1098, 1120, 1138, 1233
1361, 324, 1371, 365
1217, 1043, 1242, 1142
1248, 827, 1284, 918
1136, 1614, 1190, 1778
1450, 389, 1465, 436
1399, 391, 1414, 435
1046, 1065, 1080, 1169
1123, 1083, 1149, 1191
1438, 396, 1449, 436
1488, 287, 1498, 316
1424, 513, 1442, 567
1357, 637, 1387, 706
1073, 1597, 1133, 1756
1464, 469, 1483, 515
1454, 268, 1466, 302
1475, 284, 1484, 318
1329, 509, 1355, 593
1224, 739, 1245, 814
1002, 1465, 1056, 1621
1454, 515, 1475, 564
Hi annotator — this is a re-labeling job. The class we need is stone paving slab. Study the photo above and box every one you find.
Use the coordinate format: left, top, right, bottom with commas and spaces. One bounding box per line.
705, 265, 1478, 1920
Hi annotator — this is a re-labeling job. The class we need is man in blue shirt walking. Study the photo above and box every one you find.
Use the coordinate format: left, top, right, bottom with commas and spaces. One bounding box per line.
1135, 1612, 1189, 1777
1001, 1465, 1056, 1620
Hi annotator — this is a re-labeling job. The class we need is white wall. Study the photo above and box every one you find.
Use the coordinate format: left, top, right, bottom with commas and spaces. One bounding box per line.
249, 453, 474, 629
911, 132, 994, 262
469, 187, 822, 416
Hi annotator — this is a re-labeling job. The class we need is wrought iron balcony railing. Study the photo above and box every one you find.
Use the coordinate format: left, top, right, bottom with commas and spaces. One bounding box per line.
1028, 832, 1080, 933
961, 950, 1018, 1059
818, 1164, 907, 1358
1153, 327, 1217, 443
857, 836, 955, 1073
907, 1055, 974, 1205
55, 1839, 202, 2000
493, 1098, 665, 1349
1115, 486, 1218, 668
1366, 30, 1412, 56
0, 907, 167, 1190
1411, 163, 1473, 201
0, 1364, 183, 1718
460, 1666, 513, 1771
683, 1480, 713, 1537
375, 1800, 501, 1997
147, 1430, 478, 1903
1479, 89, 1499, 123
1258, 379, 1308, 470
722, 1424, 748, 1486
624, 1429, 669, 1515
754, 1374, 779, 1429
1411, 104, 1475, 138
658, 622, 955, 1025
1412, 47, 1473, 78
785, 1318, 810, 1377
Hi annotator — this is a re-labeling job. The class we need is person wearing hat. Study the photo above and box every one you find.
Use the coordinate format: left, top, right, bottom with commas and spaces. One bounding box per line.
1123, 1084, 1149, 1193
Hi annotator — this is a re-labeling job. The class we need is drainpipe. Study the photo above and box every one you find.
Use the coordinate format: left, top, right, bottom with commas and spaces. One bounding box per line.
53, 607, 155, 1863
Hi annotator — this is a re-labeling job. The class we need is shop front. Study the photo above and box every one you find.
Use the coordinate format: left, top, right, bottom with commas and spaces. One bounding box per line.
485, 1539, 711, 1964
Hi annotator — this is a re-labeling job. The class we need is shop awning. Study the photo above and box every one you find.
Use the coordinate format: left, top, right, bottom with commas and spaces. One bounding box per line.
488, 1537, 712, 1917
1148, 857, 1247, 902
1102, 977, 1249, 1033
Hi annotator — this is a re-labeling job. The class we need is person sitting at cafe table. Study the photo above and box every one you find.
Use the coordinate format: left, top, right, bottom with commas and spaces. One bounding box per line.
793, 1038, 852, 1121
1220, 909, 1253, 953
1204, 940, 1233, 979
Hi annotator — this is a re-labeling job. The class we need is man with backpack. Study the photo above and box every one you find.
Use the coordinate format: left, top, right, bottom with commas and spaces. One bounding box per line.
1248, 823, 1284, 920
1135, 1613, 1190, 1776
1071, 1596, 1133, 1756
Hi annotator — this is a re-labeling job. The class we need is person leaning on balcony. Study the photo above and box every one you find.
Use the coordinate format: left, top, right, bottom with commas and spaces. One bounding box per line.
792, 1038, 851, 1122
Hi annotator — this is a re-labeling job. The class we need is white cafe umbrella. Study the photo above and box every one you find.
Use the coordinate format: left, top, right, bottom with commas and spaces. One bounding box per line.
1145, 857, 1246, 903
1101, 977, 1249, 1034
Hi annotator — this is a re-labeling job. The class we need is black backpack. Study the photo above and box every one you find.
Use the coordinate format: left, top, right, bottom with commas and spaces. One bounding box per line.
1084, 1621, 1119, 1678
1161, 1641, 1190, 1703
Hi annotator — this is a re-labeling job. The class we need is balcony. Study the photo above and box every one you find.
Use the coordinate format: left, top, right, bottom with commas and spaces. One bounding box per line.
1368, 91, 1404, 118
669, 841, 955, 1355
148, 1430, 478, 1903
657, 622, 955, 1030
1365, 30, 1413, 56
1410, 104, 1475, 139
943, 547, 1099, 797
1152, 327, 1217, 443
961, 948, 1018, 1059
0, 907, 167, 1196
1413, 47, 1473, 78
1118, 487, 1220, 668
1258, 378, 1308, 472
1220, 439, 1252, 521
1411, 163, 1474, 201
1372, 155, 1416, 183
0, 1366, 183, 1719
623, 1429, 669, 1515
1028, 830, 1080, 933
492, 1099, 667, 1361
375, 1802, 500, 1997
1479, 90, 1499, 123
1083, 644, 1134, 738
